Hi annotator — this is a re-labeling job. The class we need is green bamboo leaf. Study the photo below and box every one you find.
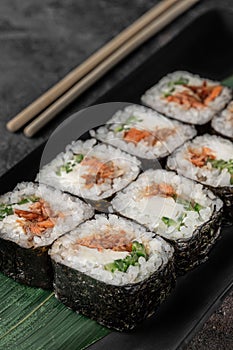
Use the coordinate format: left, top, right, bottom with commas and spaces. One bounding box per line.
0, 273, 110, 350
222, 75, 233, 88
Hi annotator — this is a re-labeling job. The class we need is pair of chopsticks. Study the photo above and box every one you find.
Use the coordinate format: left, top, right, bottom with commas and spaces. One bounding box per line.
7, 0, 200, 138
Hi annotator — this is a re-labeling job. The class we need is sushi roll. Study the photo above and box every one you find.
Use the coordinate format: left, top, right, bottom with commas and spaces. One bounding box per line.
167, 134, 233, 218
90, 104, 196, 166
50, 214, 175, 331
112, 170, 223, 274
0, 182, 94, 288
37, 139, 140, 209
141, 71, 231, 125
211, 100, 233, 140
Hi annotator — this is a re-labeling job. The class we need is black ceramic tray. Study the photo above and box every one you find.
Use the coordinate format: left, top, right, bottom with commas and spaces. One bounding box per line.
1, 8, 233, 350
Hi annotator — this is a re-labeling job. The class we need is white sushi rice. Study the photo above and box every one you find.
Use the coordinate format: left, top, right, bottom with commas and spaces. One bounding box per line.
0, 182, 94, 249
112, 170, 222, 241
167, 134, 233, 187
37, 139, 141, 200
90, 104, 196, 159
141, 71, 232, 125
50, 214, 174, 286
212, 101, 233, 139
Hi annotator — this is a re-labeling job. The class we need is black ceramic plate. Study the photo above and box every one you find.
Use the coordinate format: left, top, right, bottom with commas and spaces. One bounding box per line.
0, 8, 233, 350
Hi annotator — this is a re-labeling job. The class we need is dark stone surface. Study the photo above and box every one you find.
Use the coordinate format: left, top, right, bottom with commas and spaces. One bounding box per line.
0, 0, 232, 348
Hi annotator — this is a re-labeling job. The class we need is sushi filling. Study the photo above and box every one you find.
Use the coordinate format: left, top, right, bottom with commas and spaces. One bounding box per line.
167, 135, 233, 187
123, 127, 176, 146
57, 155, 125, 189
74, 232, 148, 273
14, 199, 57, 237
50, 215, 173, 286
112, 170, 222, 240
91, 105, 196, 159
38, 139, 140, 200
0, 182, 94, 248
163, 79, 223, 109
141, 71, 232, 124
188, 146, 233, 184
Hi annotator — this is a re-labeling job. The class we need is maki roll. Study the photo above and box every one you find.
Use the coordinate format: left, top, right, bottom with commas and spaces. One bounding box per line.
141, 71, 231, 125
38, 139, 140, 209
167, 134, 233, 218
90, 104, 196, 166
211, 100, 233, 140
50, 214, 175, 331
0, 182, 94, 288
112, 170, 223, 274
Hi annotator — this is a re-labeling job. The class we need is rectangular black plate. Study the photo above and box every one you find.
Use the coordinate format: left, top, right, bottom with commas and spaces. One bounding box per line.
1, 8, 233, 350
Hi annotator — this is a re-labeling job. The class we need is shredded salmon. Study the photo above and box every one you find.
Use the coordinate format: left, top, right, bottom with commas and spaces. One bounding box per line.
165, 81, 223, 109
204, 86, 223, 105
124, 128, 152, 144
123, 127, 176, 145
15, 199, 56, 236
188, 146, 216, 167
142, 182, 176, 198
81, 157, 124, 188
76, 230, 132, 252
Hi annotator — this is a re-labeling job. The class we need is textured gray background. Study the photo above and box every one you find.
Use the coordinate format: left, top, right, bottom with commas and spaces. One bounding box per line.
0, 0, 232, 349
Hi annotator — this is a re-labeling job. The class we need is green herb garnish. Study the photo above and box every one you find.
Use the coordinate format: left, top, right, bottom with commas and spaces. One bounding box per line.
114, 115, 143, 133
56, 153, 84, 176
162, 216, 177, 227
163, 76, 189, 97
162, 213, 187, 231
104, 241, 148, 273
207, 158, 233, 185
74, 154, 84, 163
193, 202, 203, 212
0, 204, 13, 221
17, 196, 39, 205
175, 197, 203, 212
168, 77, 189, 86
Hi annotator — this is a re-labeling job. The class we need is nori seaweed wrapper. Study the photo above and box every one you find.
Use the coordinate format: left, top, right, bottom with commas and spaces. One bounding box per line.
206, 185, 233, 220
52, 257, 175, 331
166, 206, 223, 275
0, 237, 53, 289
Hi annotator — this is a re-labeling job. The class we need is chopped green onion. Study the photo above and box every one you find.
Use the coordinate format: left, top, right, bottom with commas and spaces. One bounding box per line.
162, 213, 187, 231
173, 78, 189, 85
176, 197, 203, 212
104, 241, 148, 273
193, 203, 203, 212
114, 115, 143, 133
56, 154, 84, 175
208, 158, 233, 173
17, 196, 39, 205
114, 125, 124, 132
74, 154, 84, 163
208, 158, 233, 185
162, 216, 177, 227
163, 77, 189, 97
0, 205, 13, 221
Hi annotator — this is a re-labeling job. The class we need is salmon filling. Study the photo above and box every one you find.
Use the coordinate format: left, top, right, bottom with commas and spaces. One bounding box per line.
81, 157, 124, 189
188, 147, 216, 167
142, 182, 176, 198
75, 230, 132, 252
15, 199, 56, 236
123, 127, 176, 146
165, 81, 223, 109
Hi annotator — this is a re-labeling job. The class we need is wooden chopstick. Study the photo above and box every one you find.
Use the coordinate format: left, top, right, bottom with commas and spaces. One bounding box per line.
24, 0, 199, 137
23, 0, 200, 138
6, 0, 180, 133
